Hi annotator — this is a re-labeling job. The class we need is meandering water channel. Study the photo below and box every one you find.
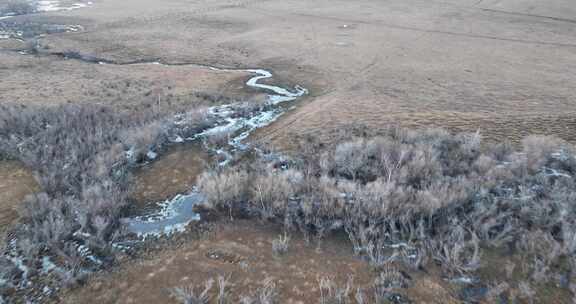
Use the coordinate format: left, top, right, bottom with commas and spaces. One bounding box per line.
2, 0, 309, 239
118, 65, 308, 238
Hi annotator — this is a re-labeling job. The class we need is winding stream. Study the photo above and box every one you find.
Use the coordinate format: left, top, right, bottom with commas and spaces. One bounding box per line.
0, 3, 313, 301
124, 66, 308, 238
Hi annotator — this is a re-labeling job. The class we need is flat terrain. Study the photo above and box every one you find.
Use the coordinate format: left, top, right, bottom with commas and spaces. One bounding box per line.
1, 0, 574, 145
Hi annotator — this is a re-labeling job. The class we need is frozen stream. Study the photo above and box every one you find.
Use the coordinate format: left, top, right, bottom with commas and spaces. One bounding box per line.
124, 66, 308, 238
1, 0, 308, 238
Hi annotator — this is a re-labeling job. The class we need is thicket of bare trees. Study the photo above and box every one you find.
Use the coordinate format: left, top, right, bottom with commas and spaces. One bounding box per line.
199, 128, 576, 302
0, 102, 214, 301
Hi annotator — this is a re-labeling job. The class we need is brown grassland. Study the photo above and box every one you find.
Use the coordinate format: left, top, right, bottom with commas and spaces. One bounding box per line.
1, 0, 576, 303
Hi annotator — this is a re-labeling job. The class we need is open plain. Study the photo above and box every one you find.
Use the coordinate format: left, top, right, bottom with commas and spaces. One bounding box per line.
2, 0, 576, 144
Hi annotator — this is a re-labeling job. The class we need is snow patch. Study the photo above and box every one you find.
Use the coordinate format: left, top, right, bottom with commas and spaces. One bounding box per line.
7, 256, 29, 287
123, 67, 308, 238
125, 192, 203, 238
146, 150, 158, 160
450, 276, 476, 284
42, 256, 58, 273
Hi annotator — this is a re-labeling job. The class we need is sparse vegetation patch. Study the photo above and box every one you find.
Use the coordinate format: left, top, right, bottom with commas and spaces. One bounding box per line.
198, 127, 576, 303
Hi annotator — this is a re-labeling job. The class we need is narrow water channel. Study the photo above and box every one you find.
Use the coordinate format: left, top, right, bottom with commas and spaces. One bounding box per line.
1, 2, 309, 238
123, 66, 308, 238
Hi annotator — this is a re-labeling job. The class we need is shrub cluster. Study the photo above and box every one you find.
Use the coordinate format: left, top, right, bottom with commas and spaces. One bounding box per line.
0, 0, 37, 16
0, 102, 213, 300
171, 276, 277, 304
271, 233, 290, 257
198, 128, 576, 300
0, 21, 81, 41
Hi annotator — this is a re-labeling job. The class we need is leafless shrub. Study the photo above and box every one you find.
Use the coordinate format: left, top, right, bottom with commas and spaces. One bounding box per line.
399, 243, 429, 270
570, 282, 576, 304
196, 127, 576, 297
54, 261, 88, 289
374, 266, 409, 290
216, 275, 231, 304
229, 100, 270, 119
0, 258, 18, 293
373, 267, 410, 303
120, 121, 167, 163
518, 281, 536, 304
173, 107, 214, 136
238, 261, 249, 272
252, 170, 301, 220
460, 130, 482, 153
522, 136, 566, 172
365, 240, 392, 270
518, 230, 561, 282
432, 226, 482, 277
255, 278, 278, 304
170, 278, 214, 304
530, 257, 551, 282
504, 261, 516, 279
197, 169, 250, 218
271, 233, 290, 257
561, 223, 576, 256
486, 282, 510, 303
318, 276, 353, 304
354, 288, 366, 304
333, 139, 369, 181
240, 278, 278, 304
204, 129, 232, 149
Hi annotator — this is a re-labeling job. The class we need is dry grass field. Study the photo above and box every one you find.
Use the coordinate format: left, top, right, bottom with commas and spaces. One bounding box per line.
1, 0, 576, 302
0, 52, 257, 106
